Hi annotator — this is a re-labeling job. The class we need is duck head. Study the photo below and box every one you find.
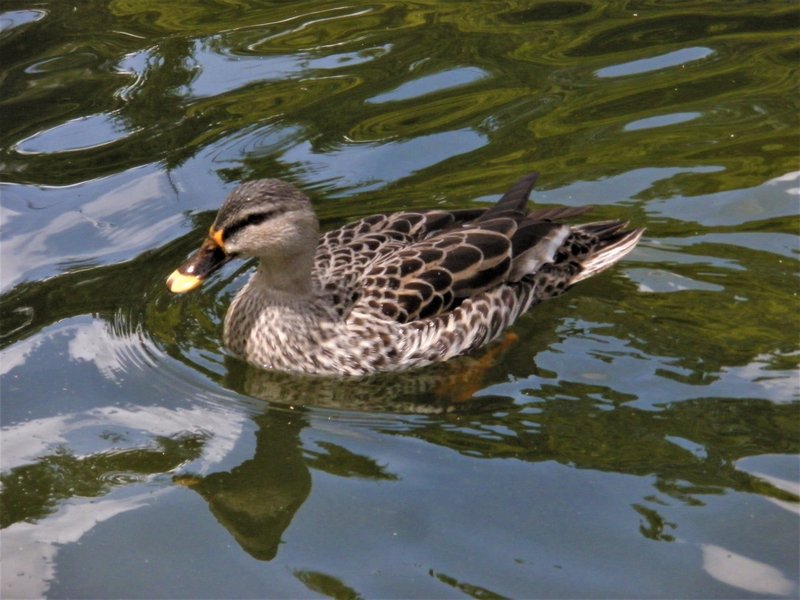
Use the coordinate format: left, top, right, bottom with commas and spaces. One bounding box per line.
166, 179, 319, 294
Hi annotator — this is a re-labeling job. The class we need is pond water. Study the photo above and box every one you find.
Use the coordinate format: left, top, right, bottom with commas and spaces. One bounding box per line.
1, 1, 798, 598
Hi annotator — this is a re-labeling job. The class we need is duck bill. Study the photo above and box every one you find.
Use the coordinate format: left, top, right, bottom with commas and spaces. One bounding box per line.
166, 237, 231, 293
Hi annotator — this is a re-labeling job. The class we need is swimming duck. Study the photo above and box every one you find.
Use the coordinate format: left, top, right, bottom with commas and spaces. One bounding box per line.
167, 173, 643, 376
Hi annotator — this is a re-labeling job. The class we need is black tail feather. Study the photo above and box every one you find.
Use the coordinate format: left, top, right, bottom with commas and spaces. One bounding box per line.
479, 172, 539, 220
526, 205, 593, 222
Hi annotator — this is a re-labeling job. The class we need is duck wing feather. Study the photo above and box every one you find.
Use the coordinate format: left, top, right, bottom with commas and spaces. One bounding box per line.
314, 172, 614, 324
313, 208, 483, 313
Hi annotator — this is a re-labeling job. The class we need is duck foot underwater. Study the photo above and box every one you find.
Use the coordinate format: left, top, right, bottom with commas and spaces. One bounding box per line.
167, 173, 644, 376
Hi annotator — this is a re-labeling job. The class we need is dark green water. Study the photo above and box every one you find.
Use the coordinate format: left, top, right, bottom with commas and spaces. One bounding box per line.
1, 1, 798, 598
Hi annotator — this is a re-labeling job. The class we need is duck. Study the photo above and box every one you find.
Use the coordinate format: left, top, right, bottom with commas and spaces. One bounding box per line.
166, 173, 644, 376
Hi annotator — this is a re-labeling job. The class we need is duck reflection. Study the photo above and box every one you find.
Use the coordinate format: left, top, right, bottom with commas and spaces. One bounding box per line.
172, 347, 517, 561
175, 410, 310, 561
3, 359, 795, 566
224, 332, 524, 414
166, 353, 799, 563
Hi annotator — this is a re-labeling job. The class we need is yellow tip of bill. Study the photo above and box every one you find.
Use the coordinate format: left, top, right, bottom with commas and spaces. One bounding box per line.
166, 269, 202, 294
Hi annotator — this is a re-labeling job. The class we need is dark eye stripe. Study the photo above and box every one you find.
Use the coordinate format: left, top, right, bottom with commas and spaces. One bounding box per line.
223, 210, 275, 241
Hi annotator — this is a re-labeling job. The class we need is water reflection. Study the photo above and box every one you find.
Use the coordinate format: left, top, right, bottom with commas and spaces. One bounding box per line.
623, 111, 701, 132
367, 66, 489, 104
1, 305, 797, 598
596, 47, 714, 78
1, 430, 204, 528
14, 112, 136, 154
187, 38, 391, 99
0, 8, 47, 32
281, 128, 488, 191
227, 348, 522, 414
646, 170, 799, 226
2, 0, 798, 595
2, 490, 167, 598
7, 375, 792, 563
175, 409, 311, 561
180, 391, 797, 566
0, 169, 180, 291
702, 543, 796, 597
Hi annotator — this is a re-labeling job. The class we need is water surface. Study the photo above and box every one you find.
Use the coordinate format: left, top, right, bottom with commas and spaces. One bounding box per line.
1, 1, 798, 598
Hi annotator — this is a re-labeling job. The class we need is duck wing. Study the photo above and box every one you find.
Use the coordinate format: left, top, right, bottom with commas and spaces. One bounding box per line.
351, 172, 595, 323
313, 208, 484, 312
314, 172, 631, 325
356, 224, 514, 322
356, 207, 593, 323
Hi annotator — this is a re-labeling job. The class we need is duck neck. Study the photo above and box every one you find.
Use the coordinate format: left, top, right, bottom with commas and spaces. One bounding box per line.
252, 250, 315, 299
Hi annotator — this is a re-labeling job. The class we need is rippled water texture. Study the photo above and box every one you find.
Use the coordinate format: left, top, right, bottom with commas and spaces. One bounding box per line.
1, 2, 798, 598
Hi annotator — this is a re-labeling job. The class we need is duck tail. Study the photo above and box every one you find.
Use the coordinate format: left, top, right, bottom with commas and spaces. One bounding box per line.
572, 223, 645, 284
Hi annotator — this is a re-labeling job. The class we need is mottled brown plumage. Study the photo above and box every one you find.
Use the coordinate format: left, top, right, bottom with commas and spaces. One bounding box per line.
167, 173, 644, 376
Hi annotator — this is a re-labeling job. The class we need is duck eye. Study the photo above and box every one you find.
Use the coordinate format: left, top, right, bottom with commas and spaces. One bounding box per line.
245, 211, 274, 226
224, 210, 276, 241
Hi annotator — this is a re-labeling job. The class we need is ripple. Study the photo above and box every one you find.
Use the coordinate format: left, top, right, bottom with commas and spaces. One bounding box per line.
646, 170, 800, 226
352, 88, 520, 139
14, 113, 137, 155
98, 471, 148, 485
542, 166, 722, 207
568, 10, 796, 57
0, 9, 47, 33
114, 48, 155, 102
736, 454, 800, 502
68, 318, 157, 383
280, 128, 487, 192
235, 5, 381, 52
203, 123, 306, 169
500, 2, 593, 23
597, 47, 714, 78
660, 232, 799, 261
624, 111, 701, 131
367, 67, 489, 104
1, 306, 256, 471
24, 52, 100, 75
629, 243, 744, 272
627, 268, 724, 293
0, 169, 181, 291
186, 37, 390, 99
